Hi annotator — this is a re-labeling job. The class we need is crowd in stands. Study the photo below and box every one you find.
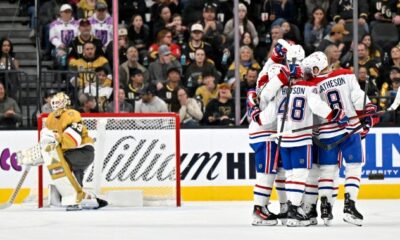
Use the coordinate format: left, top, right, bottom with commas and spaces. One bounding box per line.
1, 0, 400, 128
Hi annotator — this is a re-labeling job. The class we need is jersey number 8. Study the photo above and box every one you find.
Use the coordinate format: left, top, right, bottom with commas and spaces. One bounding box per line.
278, 97, 306, 121
326, 90, 343, 109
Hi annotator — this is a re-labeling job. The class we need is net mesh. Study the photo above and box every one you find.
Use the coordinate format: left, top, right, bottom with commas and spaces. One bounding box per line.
39, 114, 180, 207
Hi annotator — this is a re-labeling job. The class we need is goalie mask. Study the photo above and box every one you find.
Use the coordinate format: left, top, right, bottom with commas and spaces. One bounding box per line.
51, 92, 71, 112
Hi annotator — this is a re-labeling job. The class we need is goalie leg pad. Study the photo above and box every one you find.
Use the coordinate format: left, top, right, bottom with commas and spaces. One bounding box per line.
48, 184, 62, 207
42, 145, 85, 206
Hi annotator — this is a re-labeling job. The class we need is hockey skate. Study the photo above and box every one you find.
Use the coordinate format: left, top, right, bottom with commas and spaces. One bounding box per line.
343, 193, 363, 226
286, 202, 311, 227
320, 196, 333, 226
303, 203, 318, 225
66, 198, 108, 211
252, 205, 278, 226
66, 204, 82, 211
94, 198, 108, 209
277, 202, 289, 225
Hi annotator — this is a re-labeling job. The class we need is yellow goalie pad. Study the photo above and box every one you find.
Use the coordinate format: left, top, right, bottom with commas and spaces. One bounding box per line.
41, 145, 85, 206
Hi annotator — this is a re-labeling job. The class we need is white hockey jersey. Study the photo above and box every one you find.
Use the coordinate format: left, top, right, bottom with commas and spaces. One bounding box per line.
89, 13, 113, 47
275, 81, 332, 147
249, 59, 287, 144
49, 18, 79, 48
311, 69, 368, 139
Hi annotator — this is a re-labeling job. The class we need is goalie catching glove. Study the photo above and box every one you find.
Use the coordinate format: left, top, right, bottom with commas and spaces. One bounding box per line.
40, 128, 60, 147
16, 128, 60, 166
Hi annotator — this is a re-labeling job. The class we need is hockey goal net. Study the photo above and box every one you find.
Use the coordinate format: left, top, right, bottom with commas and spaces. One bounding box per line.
37, 113, 181, 207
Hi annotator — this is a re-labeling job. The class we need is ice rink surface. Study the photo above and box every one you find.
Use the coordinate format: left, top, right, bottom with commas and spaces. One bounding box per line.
1, 200, 399, 240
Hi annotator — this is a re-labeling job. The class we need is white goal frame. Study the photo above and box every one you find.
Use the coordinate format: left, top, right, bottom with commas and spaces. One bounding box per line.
37, 112, 181, 207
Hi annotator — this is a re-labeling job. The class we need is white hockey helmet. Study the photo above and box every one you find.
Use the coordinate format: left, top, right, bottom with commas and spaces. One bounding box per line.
286, 44, 305, 64
301, 51, 329, 77
51, 92, 71, 112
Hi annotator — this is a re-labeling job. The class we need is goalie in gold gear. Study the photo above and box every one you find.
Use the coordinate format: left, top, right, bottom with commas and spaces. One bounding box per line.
42, 92, 107, 210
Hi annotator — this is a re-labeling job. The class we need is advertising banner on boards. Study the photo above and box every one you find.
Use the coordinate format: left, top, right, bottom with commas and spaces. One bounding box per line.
1, 128, 399, 201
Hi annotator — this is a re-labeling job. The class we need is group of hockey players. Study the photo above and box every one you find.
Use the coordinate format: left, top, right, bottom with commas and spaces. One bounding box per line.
12, 36, 379, 220
248, 39, 380, 227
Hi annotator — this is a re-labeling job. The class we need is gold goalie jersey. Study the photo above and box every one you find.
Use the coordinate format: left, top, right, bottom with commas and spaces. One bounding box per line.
45, 109, 94, 151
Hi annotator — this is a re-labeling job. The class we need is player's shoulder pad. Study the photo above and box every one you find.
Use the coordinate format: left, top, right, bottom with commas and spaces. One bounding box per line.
293, 80, 317, 87
64, 109, 82, 121
327, 68, 353, 78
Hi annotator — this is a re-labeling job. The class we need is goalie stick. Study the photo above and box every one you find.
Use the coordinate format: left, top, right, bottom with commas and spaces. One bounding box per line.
0, 165, 32, 210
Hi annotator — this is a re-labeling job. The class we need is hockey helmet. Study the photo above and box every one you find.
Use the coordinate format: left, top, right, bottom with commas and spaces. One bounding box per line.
301, 51, 329, 77
51, 92, 71, 112
286, 44, 305, 64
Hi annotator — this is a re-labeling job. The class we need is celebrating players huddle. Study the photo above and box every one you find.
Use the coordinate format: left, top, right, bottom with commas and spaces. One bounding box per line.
248, 39, 379, 227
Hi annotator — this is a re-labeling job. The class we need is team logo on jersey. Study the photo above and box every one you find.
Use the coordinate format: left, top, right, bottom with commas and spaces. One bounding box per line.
299, 158, 305, 164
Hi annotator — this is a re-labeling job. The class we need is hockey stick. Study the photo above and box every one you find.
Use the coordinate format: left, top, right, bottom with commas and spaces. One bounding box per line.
0, 165, 32, 210
362, 77, 369, 114
273, 87, 291, 171
310, 77, 371, 151
266, 110, 390, 140
388, 87, 400, 111
239, 112, 248, 125
272, 57, 295, 171
312, 124, 365, 151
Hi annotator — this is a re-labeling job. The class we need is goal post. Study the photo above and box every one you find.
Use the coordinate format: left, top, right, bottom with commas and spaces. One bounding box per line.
37, 113, 181, 207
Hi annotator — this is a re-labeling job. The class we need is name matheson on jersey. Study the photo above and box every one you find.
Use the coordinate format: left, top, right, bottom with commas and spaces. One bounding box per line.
319, 77, 346, 92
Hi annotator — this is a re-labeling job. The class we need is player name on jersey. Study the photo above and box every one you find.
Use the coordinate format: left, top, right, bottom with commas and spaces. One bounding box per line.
319, 77, 346, 92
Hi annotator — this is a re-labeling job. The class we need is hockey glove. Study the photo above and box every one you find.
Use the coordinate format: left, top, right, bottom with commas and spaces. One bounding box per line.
327, 108, 349, 126
289, 64, 302, 78
250, 105, 262, 126
271, 43, 288, 63
362, 103, 380, 127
